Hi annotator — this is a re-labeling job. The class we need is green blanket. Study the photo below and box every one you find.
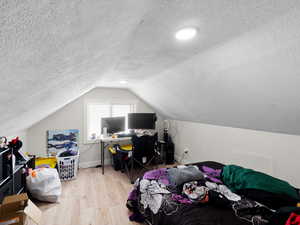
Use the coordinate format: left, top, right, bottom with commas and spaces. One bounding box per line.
222, 165, 299, 200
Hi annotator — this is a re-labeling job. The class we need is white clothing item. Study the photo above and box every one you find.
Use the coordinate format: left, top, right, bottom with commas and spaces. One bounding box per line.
140, 179, 170, 214
205, 181, 241, 202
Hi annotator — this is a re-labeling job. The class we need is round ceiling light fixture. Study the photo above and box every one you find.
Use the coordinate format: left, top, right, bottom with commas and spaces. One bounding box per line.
119, 80, 128, 84
175, 27, 197, 41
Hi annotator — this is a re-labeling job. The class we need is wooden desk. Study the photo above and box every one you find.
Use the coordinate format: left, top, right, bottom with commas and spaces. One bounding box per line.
100, 136, 131, 175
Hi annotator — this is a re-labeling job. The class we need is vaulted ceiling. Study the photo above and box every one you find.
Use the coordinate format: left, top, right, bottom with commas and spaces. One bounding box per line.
1, 0, 300, 135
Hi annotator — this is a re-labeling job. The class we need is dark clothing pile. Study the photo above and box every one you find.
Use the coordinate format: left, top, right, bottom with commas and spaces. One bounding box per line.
232, 199, 275, 225
201, 165, 222, 183
237, 189, 299, 210
222, 165, 299, 209
168, 166, 204, 187
126, 162, 300, 225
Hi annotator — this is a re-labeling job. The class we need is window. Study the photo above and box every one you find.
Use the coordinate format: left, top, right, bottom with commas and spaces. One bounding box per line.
85, 103, 135, 142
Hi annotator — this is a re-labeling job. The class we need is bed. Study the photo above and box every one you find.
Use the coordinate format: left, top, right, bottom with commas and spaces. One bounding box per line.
126, 161, 300, 225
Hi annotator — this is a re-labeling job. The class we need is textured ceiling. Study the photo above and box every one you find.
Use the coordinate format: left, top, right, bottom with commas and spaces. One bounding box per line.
1, 0, 300, 135
132, 4, 300, 135
0, 0, 153, 134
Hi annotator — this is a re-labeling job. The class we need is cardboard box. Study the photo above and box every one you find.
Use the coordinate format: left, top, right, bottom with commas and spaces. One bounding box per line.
0, 193, 41, 225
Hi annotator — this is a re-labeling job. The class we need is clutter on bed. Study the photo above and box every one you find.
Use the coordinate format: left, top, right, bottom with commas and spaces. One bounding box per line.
26, 168, 61, 203
127, 161, 300, 225
222, 165, 300, 209
167, 165, 204, 187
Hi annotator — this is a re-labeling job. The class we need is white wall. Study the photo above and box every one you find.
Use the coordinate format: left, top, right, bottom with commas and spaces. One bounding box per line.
170, 120, 300, 187
27, 88, 164, 167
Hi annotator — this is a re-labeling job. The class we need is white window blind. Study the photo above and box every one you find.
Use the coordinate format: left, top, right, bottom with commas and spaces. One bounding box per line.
86, 103, 134, 141
112, 104, 132, 117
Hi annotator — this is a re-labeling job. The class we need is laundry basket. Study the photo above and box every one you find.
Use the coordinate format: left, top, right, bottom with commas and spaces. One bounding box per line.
56, 153, 79, 181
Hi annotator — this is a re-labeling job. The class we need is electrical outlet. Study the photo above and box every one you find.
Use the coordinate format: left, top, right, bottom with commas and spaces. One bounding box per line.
183, 148, 189, 154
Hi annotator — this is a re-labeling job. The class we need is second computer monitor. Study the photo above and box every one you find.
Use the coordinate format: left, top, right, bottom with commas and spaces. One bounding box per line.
128, 113, 156, 130
101, 116, 125, 134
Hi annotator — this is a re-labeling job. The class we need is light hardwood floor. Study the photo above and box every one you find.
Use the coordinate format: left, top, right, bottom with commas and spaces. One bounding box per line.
37, 167, 139, 225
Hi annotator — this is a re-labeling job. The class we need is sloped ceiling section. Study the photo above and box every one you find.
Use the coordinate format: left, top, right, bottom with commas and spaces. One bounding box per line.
1, 0, 300, 135
0, 0, 153, 135
132, 5, 300, 135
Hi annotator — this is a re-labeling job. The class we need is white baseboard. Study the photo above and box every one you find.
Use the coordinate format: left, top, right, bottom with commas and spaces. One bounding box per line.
79, 159, 111, 168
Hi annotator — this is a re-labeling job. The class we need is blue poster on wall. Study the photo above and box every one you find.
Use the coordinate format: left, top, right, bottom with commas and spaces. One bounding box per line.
47, 129, 79, 156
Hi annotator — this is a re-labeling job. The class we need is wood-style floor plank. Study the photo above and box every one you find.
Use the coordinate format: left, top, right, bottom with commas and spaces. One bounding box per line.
37, 167, 139, 225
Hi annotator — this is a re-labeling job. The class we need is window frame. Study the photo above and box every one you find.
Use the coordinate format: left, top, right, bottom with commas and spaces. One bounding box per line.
84, 100, 136, 144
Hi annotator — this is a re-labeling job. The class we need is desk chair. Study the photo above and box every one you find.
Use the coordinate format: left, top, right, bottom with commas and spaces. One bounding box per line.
116, 133, 158, 183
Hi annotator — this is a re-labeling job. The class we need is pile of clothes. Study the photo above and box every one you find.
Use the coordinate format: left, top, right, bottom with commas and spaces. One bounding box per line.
127, 164, 300, 225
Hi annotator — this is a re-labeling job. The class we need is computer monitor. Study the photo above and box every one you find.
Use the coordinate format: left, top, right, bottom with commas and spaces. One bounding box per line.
128, 113, 156, 129
101, 116, 125, 134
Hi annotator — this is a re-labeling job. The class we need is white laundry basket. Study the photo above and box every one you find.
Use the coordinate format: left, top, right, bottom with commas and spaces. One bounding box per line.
56, 154, 79, 181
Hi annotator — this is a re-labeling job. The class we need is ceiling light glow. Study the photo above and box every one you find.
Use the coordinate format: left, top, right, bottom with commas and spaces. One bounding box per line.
175, 27, 197, 41
119, 80, 128, 84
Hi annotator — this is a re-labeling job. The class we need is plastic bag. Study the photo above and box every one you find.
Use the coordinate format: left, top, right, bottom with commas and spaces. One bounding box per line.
26, 168, 61, 203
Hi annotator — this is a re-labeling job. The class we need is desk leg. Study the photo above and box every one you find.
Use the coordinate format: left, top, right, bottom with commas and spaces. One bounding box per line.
130, 155, 134, 184
101, 141, 104, 175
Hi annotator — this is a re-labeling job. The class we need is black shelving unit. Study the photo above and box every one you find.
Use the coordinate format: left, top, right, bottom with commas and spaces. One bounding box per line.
0, 176, 10, 187
0, 147, 33, 202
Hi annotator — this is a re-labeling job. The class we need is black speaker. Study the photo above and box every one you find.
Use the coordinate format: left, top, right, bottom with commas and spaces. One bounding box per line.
163, 129, 169, 143
165, 141, 174, 165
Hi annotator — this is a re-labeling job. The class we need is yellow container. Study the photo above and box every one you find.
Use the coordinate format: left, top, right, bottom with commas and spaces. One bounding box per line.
120, 144, 133, 151
35, 157, 57, 168
108, 146, 116, 154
